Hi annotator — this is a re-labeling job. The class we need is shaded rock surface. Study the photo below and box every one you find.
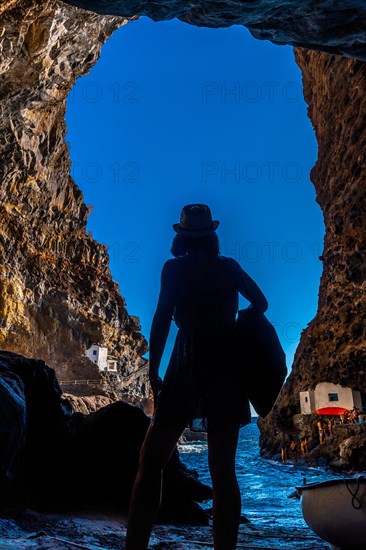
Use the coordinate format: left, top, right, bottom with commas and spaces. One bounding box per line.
259, 50, 366, 468
0, 351, 212, 524
60, 0, 366, 60
0, 361, 26, 492
0, 0, 148, 403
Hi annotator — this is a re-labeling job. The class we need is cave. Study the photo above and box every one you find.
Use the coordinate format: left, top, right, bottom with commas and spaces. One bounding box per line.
1, 1, 366, 548
1, 0, 365, 452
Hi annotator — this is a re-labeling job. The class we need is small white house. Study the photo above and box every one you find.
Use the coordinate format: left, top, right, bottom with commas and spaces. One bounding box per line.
85, 345, 118, 372
300, 382, 363, 415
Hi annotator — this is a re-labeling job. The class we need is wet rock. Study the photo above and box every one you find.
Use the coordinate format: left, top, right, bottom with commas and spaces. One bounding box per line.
180, 429, 208, 442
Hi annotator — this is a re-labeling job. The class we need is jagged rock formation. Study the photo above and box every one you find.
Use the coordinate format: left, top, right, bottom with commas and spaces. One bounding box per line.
259, 50, 366, 462
0, 0, 148, 402
0, 351, 212, 523
60, 0, 366, 61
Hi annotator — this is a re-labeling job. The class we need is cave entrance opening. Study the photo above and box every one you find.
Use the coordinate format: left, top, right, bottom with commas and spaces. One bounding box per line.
65, 16, 324, 379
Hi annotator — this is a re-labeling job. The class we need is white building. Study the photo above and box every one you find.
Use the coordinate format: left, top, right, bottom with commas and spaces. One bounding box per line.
300, 382, 363, 415
107, 359, 118, 372
85, 345, 118, 372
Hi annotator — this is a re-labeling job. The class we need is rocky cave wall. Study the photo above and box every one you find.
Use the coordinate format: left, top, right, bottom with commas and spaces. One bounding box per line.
1, 0, 365, 421
60, 0, 366, 61
260, 50, 366, 452
0, 0, 149, 404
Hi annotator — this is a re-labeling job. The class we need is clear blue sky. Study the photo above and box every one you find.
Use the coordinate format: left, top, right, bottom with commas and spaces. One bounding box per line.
66, 17, 323, 378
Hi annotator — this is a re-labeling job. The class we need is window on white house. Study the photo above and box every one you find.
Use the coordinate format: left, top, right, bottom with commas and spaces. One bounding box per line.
93, 350, 97, 355
328, 393, 339, 401
305, 396, 308, 403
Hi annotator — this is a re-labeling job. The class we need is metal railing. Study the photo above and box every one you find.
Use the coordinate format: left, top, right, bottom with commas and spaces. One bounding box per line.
59, 362, 149, 387
59, 379, 102, 386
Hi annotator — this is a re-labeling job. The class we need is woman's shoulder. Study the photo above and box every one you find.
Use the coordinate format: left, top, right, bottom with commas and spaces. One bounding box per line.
218, 255, 241, 270
163, 255, 241, 272
162, 257, 179, 271
218, 256, 247, 283
163, 256, 188, 266
161, 256, 187, 275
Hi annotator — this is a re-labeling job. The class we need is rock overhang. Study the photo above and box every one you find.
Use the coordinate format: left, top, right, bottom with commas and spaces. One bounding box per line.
59, 0, 366, 60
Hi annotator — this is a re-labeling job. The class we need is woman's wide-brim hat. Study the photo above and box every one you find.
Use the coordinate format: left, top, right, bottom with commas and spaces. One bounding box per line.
173, 203, 219, 237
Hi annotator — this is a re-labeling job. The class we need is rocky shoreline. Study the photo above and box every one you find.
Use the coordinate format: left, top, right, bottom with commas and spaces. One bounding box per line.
260, 414, 366, 471
0, 507, 330, 549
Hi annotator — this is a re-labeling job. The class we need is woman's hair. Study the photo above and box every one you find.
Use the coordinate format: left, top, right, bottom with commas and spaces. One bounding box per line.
171, 233, 220, 257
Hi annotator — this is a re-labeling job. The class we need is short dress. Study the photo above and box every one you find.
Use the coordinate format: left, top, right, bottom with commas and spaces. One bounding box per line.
151, 255, 251, 433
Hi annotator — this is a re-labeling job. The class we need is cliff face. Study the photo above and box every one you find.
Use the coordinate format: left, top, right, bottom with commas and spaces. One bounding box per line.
1, 1, 365, 426
60, 0, 366, 60
259, 50, 366, 456
0, 0, 148, 402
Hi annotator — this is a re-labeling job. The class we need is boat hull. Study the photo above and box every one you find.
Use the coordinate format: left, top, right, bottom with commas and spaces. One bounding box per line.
296, 478, 366, 550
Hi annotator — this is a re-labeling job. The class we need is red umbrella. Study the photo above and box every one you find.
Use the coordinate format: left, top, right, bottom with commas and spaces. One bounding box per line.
315, 407, 348, 416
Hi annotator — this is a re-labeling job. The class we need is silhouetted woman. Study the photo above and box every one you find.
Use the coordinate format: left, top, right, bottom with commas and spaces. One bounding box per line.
126, 204, 268, 550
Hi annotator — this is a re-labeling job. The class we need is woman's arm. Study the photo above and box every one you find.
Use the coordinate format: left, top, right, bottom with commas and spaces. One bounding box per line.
230, 258, 268, 313
149, 260, 176, 381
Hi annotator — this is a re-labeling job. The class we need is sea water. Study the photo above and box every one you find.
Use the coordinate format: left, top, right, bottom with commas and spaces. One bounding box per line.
174, 419, 348, 549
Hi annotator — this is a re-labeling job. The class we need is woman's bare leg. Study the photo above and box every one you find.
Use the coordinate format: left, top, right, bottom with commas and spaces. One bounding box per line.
125, 420, 186, 550
207, 424, 241, 550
